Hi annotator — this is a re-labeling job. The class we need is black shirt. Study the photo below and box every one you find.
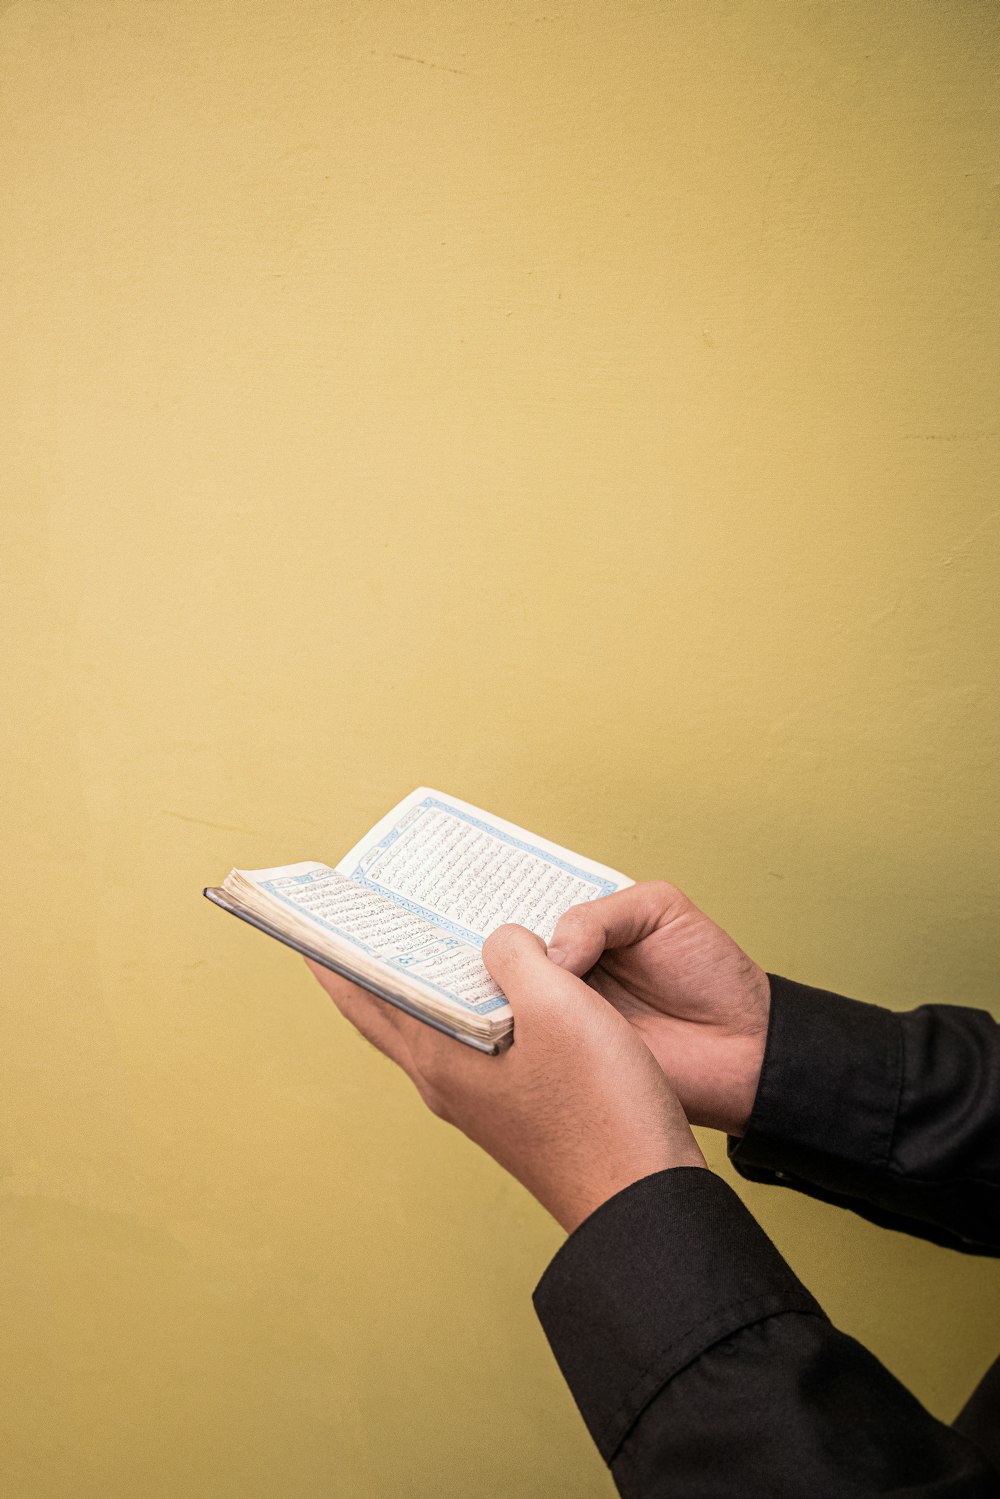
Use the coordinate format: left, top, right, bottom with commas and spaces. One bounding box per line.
533, 975, 1000, 1496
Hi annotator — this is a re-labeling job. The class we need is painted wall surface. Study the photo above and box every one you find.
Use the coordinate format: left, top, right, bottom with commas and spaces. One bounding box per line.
2, 3, 998, 1495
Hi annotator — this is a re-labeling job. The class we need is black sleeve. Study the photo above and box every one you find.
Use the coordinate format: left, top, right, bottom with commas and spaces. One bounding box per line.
728, 976, 1000, 1253
533, 1168, 1000, 1498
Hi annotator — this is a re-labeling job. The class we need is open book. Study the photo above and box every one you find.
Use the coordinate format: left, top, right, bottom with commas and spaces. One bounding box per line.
204, 788, 631, 1054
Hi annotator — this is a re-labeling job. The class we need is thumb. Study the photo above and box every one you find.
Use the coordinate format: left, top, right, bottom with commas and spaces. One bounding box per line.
482, 923, 592, 1015
547, 884, 688, 973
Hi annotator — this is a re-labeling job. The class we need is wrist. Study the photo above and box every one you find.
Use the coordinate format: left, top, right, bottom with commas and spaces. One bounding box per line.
709, 1030, 767, 1136
543, 1137, 708, 1236
709, 967, 770, 1136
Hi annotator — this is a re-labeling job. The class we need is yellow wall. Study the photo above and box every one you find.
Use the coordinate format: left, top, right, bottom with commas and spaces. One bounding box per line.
3, 3, 998, 1494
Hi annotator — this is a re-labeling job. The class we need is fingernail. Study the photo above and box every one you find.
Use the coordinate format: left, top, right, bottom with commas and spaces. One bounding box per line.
547, 945, 567, 967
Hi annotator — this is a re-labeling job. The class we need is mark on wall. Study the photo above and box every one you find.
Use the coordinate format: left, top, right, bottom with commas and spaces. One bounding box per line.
386, 52, 467, 76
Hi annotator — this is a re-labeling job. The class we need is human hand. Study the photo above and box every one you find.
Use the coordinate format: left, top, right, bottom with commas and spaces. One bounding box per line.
306, 923, 705, 1235
547, 883, 771, 1136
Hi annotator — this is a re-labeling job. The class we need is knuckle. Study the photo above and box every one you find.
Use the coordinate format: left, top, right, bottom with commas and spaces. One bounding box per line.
555, 903, 593, 932
414, 1039, 448, 1092
483, 923, 521, 964
646, 878, 684, 907
417, 1081, 449, 1120
488, 922, 522, 946
414, 1054, 457, 1122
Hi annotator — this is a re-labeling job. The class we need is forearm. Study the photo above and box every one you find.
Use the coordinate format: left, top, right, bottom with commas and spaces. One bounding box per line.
534, 1169, 999, 1497
730, 976, 1000, 1252
611, 1313, 999, 1499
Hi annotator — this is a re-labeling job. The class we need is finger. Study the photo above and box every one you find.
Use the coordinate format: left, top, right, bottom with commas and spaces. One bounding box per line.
546, 882, 690, 974
482, 923, 600, 1017
304, 958, 413, 1071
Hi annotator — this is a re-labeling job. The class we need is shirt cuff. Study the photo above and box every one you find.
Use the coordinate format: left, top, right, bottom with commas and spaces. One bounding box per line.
532, 1167, 825, 1462
729, 973, 903, 1191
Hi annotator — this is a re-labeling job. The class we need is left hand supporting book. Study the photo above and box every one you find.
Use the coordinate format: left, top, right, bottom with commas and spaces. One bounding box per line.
204, 787, 631, 1053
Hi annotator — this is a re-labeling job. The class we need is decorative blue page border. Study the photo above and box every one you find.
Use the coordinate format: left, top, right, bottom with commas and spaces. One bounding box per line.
258, 871, 509, 1016
350, 796, 618, 943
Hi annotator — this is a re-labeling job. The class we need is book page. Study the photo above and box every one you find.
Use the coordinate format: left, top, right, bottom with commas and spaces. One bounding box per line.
334, 789, 631, 945
225, 863, 508, 1017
